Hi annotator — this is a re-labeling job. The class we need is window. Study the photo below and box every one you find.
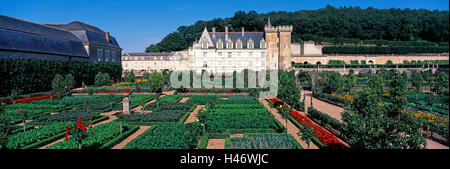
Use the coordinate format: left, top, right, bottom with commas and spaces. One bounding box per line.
236, 40, 242, 49
261, 52, 265, 58
112, 51, 116, 62
203, 52, 207, 57
226, 41, 233, 49
97, 49, 103, 62
249, 61, 253, 66
105, 50, 110, 62
249, 52, 253, 57
247, 40, 254, 49
228, 52, 232, 58
203, 61, 207, 67
261, 61, 265, 67
218, 52, 222, 57
217, 41, 223, 49
271, 53, 275, 58
202, 42, 208, 49
260, 41, 266, 48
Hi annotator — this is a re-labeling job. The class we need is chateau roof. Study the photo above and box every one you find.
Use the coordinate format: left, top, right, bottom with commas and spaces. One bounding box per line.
208, 32, 265, 49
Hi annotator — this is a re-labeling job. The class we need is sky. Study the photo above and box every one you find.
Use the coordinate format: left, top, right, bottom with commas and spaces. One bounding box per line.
1, 0, 448, 53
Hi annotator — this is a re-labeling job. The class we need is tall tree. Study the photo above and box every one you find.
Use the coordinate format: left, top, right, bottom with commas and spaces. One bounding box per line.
411, 71, 424, 98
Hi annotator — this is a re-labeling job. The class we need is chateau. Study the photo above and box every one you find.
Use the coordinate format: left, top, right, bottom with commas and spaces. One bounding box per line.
122, 18, 448, 76
189, 18, 292, 74
0, 15, 122, 63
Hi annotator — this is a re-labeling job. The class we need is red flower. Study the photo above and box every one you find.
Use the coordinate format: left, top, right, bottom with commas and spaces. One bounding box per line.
91, 132, 94, 135
214, 101, 217, 104
18, 109, 23, 114
90, 117, 93, 120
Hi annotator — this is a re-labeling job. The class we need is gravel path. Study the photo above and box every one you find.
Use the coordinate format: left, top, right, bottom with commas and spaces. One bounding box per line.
179, 97, 190, 103
111, 126, 151, 149
259, 98, 319, 149
185, 105, 204, 123
302, 90, 344, 122
206, 139, 225, 149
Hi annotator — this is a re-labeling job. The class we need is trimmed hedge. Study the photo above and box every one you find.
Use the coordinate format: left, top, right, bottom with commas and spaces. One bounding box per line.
312, 92, 350, 107
308, 107, 344, 131
323, 45, 449, 54
0, 59, 122, 97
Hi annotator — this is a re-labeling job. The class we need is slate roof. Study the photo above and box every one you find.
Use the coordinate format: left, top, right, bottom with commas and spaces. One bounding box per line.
0, 15, 88, 57
0, 15, 121, 57
46, 21, 121, 49
208, 32, 265, 49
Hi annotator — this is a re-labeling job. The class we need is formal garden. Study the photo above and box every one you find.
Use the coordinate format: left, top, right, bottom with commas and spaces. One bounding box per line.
0, 65, 448, 149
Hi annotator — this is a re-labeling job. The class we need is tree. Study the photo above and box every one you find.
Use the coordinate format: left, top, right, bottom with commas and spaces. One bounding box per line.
298, 126, 314, 149
148, 6, 449, 53
145, 44, 160, 53
436, 72, 449, 95
278, 71, 301, 110
148, 71, 164, 93
411, 71, 423, 97
52, 74, 66, 102
64, 74, 76, 92
342, 82, 425, 149
343, 73, 356, 93
95, 72, 110, 86
324, 71, 343, 94
367, 74, 384, 97
387, 73, 407, 118
124, 71, 135, 82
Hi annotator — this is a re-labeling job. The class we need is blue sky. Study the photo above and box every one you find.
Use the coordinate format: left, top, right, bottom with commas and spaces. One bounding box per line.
1, 0, 448, 53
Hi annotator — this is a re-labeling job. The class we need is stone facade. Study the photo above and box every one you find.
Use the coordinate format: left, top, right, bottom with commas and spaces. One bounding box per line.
122, 51, 189, 76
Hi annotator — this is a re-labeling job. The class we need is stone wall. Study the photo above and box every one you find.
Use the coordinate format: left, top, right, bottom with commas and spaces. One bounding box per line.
292, 54, 449, 65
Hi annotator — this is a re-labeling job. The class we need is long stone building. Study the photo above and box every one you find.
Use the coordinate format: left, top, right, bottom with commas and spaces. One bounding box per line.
121, 51, 189, 76
0, 15, 122, 62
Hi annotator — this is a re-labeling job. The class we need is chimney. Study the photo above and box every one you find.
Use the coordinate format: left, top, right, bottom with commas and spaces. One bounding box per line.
212, 27, 216, 39
105, 32, 110, 43
225, 26, 228, 40
241, 27, 245, 36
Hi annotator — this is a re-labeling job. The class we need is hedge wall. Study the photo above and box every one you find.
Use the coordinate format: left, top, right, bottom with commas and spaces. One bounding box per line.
301, 34, 444, 47
0, 59, 122, 97
322, 46, 449, 54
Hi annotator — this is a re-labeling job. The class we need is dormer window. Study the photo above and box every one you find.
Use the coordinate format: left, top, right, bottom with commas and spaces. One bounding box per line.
226, 40, 233, 49
202, 41, 208, 49
260, 40, 266, 48
217, 40, 223, 49
236, 39, 242, 49
247, 39, 254, 49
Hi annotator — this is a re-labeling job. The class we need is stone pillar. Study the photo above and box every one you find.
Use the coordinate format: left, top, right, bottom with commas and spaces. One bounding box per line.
123, 96, 130, 114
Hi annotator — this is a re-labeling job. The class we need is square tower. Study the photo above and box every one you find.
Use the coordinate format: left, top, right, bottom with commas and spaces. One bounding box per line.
264, 18, 293, 70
